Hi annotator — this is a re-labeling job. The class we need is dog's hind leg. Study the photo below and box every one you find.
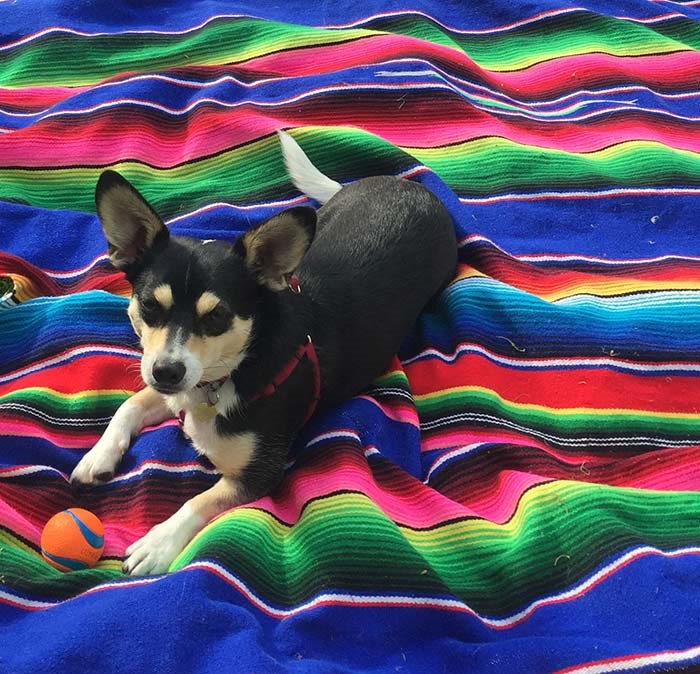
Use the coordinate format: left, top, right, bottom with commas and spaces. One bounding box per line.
122, 475, 245, 575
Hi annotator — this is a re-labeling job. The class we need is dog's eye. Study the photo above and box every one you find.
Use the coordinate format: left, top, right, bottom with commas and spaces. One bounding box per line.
139, 296, 166, 324
200, 304, 232, 335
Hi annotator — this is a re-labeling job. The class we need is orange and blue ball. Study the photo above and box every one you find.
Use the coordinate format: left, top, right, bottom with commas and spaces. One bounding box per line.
41, 508, 104, 571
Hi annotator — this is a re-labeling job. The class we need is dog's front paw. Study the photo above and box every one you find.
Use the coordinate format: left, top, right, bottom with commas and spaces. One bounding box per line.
123, 505, 202, 576
70, 420, 131, 487
70, 442, 122, 487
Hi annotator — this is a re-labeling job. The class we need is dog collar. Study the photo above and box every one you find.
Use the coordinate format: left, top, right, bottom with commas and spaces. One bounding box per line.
195, 375, 229, 405
178, 376, 228, 424
250, 334, 320, 424
179, 336, 320, 425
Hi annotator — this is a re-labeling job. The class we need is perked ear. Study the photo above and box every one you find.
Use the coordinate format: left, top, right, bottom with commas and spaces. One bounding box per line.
236, 206, 316, 291
95, 170, 168, 269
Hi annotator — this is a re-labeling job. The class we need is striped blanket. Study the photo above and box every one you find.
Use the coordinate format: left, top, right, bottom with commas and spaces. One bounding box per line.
2, 1, 700, 672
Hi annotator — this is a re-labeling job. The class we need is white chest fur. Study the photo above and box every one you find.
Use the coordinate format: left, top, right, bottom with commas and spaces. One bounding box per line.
165, 382, 256, 477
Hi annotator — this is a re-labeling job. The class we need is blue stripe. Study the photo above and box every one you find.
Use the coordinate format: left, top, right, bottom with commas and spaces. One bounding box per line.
65, 510, 104, 549
42, 550, 89, 572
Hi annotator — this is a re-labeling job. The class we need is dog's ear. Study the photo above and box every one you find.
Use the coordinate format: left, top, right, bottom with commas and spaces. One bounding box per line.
235, 207, 316, 291
95, 170, 168, 269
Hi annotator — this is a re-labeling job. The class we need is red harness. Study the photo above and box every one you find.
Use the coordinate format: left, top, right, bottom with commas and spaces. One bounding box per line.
181, 276, 320, 425
249, 334, 320, 423
180, 335, 320, 425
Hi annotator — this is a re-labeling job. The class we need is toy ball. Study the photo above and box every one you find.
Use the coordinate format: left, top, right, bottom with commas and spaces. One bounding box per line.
41, 508, 104, 572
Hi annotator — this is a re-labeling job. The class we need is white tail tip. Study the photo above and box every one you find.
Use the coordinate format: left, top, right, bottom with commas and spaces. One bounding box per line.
277, 130, 342, 205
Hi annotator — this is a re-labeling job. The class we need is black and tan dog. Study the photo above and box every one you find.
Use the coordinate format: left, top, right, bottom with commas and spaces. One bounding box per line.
71, 131, 457, 575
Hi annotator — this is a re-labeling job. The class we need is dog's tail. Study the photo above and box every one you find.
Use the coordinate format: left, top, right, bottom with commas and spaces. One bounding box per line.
277, 130, 342, 205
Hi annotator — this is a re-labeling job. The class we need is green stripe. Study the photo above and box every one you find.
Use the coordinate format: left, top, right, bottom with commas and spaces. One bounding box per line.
409, 138, 700, 196
369, 12, 699, 70
0, 389, 129, 417
416, 387, 700, 439
170, 484, 700, 616
372, 370, 411, 389
0, 129, 409, 216
0, 18, 371, 88
2, 482, 699, 614
4, 130, 700, 214
0, 530, 120, 601
6, 13, 699, 87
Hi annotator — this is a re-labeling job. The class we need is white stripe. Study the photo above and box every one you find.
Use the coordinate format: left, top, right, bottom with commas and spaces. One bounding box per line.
305, 430, 362, 447
3, 539, 699, 628
0, 73, 278, 118
369, 387, 413, 400
401, 341, 700, 375
421, 412, 697, 448
423, 443, 491, 483
374, 58, 700, 112
487, 546, 700, 629
460, 232, 700, 265
555, 291, 700, 308
325, 7, 684, 34
516, 252, 700, 265
0, 464, 65, 479
43, 254, 108, 279
465, 101, 700, 124
14, 56, 694, 121
0, 587, 54, 609
0, 403, 112, 426
459, 187, 700, 204
164, 195, 307, 225
0, 456, 220, 485
561, 644, 700, 674
75, 545, 700, 628
0, 6, 685, 56
7, 77, 696, 127
166, 167, 428, 227
109, 459, 219, 485
0, 14, 271, 52
458, 275, 700, 307
8, 81, 459, 126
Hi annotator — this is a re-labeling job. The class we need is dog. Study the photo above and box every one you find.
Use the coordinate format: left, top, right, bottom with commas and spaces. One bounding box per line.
70, 131, 457, 575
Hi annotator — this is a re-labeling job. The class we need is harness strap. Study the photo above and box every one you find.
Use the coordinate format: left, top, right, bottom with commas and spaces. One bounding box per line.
249, 335, 320, 423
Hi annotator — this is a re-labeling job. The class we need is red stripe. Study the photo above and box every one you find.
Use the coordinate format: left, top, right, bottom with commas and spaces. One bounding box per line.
406, 353, 700, 414
0, 354, 142, 396
244, 35, 700, 98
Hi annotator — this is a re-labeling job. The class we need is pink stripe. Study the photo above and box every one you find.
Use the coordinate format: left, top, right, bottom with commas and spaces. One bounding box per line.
421, 429, 607, 463
0, 108, 280, 167
245, 34, 700, 97
5, 88, 700, 169
260, 449, 480, 528
7, 100, 700, 169
458, 471, 551, 523
356, 395, 419, 426
0, 85, 86, 111
0, 423, 96, 448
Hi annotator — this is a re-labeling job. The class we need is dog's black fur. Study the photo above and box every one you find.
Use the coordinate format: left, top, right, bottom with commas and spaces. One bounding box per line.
76, 135, 457, 574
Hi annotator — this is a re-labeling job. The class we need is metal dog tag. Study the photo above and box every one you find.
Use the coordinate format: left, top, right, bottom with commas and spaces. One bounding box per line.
192, 402, 219, 421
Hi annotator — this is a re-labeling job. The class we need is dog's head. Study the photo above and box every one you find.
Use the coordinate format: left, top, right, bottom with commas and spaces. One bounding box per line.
95, 170, 316, 394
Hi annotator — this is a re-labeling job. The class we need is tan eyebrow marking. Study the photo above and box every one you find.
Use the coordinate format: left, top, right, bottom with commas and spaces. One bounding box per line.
196, 291, 221, 317
152, 284, 173, 310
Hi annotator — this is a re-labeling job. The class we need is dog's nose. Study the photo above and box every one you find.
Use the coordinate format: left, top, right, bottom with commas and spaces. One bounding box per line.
152, 361, 186, 387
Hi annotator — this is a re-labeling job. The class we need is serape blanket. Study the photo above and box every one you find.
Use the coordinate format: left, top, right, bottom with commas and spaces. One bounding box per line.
1, 1, 700, 672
